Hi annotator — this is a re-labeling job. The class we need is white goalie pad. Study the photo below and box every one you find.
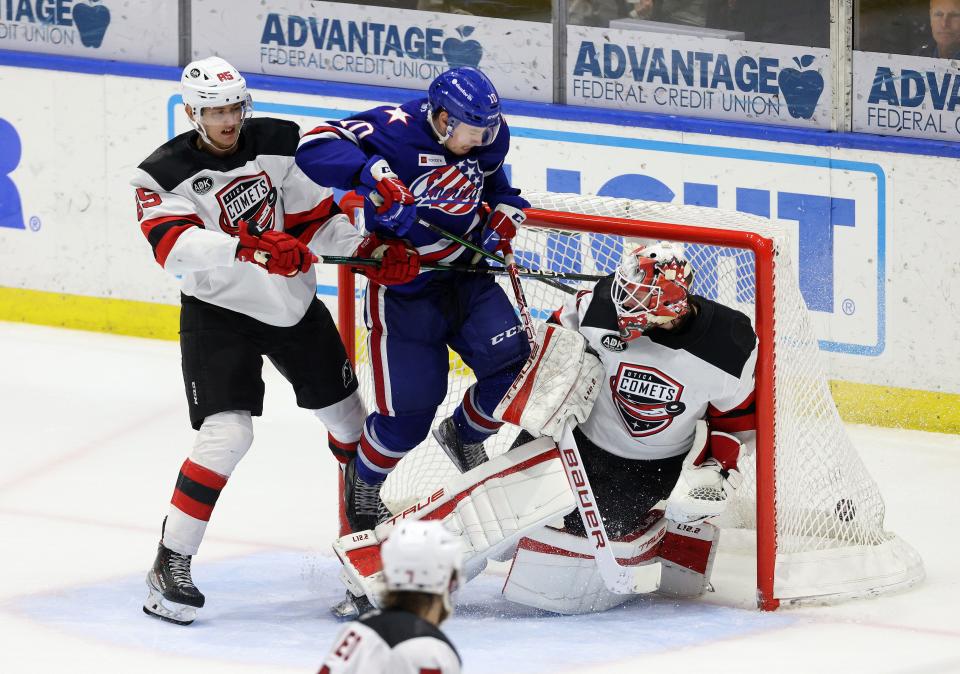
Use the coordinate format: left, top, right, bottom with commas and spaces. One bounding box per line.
658, 519, 721, 598
501, 513, 721, 614
493, 323, 604, 438
332, 437, 576, 607
502, 518, 667, 615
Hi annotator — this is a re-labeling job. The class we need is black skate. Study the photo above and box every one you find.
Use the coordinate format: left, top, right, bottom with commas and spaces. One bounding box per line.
143, 543, 205, 626
433, 416, 489, 473
344, 458, 390, 532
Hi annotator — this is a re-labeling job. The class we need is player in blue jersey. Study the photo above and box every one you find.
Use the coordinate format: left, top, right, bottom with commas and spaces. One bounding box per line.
296, 66, 532, 532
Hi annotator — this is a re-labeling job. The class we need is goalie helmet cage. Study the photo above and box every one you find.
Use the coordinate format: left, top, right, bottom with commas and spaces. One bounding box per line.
336, 191, 924, 611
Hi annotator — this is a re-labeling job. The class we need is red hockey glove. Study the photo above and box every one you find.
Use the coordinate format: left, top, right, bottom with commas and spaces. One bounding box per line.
236, 220, 318, 276
358, 155, 417, 236
354, 235, 420, 286
481, 202, 527, 254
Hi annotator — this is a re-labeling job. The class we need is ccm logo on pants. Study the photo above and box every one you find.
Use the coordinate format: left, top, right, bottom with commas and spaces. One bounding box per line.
491, 325, 522, 345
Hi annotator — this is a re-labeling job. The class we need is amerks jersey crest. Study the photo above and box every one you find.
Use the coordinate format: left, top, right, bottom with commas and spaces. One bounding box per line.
409, 158, 483, 216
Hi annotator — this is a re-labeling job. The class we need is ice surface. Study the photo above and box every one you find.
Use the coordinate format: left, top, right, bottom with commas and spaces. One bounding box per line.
1, 322, 958, 674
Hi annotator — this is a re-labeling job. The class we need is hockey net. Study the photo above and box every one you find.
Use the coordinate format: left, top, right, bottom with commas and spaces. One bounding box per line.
336, 191, 923, 610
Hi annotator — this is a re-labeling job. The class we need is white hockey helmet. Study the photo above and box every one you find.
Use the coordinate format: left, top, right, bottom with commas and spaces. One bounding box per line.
611, 241, 694, 340
181, 56, 252, 147
381, 520, 463, 612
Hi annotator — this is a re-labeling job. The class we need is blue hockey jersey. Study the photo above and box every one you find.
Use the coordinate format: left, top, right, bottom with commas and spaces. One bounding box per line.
295, 98, 524, 290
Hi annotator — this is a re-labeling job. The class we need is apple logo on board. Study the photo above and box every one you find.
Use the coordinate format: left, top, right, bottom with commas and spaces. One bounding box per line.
777, 55, 825, 120
73, 0, 112, 49
442, 26, 483, 68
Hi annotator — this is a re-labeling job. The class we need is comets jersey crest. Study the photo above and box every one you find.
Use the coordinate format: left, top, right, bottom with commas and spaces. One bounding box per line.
554, 276, 758, 460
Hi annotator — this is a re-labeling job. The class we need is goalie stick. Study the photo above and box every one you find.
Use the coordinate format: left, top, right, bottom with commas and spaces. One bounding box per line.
503, 245, 661, 595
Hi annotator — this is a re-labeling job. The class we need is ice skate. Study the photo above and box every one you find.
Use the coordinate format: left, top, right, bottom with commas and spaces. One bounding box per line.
344, 457, 390, 532
433, 416, 489, 473
143, 543, 205, 626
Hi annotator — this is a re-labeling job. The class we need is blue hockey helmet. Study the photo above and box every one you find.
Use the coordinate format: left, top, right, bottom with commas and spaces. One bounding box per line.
427, 67, 502, 147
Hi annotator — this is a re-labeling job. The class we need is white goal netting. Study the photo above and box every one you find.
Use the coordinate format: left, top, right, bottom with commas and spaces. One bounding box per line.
341, 191, 923, 607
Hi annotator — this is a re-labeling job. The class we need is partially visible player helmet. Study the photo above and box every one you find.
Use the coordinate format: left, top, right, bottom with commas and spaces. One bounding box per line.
381, 520, 463, 613
427, 66, 502, 147
181, 56, 252, 148
611, 241, 694, 340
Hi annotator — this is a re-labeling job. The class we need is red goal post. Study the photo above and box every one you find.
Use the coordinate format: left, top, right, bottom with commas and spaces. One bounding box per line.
336, 191, 923, 610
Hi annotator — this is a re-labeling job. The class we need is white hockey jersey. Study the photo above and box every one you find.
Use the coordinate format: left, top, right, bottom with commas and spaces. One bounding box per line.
554, 276, 758, 461
131, 118, 364, 326
318, 609, 461, 674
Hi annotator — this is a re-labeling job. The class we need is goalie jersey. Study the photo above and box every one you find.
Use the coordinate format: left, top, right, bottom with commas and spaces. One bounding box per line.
554, 276, 758, 460
318, 609, 461, 674
131, 117, 363, 326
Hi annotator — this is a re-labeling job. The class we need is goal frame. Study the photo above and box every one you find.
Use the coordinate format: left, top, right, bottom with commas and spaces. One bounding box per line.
336, 200, 782, 610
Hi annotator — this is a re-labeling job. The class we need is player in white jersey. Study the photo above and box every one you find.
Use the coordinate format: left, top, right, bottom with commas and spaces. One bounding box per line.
500, 242, 758, 613
134, 56, 420, 626
319, 520, 462, 674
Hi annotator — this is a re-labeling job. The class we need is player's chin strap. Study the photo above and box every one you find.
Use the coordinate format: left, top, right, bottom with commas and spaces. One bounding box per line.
502, 242, 662, 596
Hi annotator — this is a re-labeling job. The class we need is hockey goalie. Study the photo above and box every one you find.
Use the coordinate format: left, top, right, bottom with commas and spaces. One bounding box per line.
333, 242, 758, 616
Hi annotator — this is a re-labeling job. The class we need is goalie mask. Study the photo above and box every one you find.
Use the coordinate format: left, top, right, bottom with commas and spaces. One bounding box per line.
611, 242, 694, 340
181, 56, 253, 150
381, 520, 463, 614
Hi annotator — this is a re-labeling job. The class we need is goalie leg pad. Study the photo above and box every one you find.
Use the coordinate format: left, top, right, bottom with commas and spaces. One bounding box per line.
494, 324, 603, 438
332, 436, 576, 606
502, 517, 667, 615
656, 519, 720, 598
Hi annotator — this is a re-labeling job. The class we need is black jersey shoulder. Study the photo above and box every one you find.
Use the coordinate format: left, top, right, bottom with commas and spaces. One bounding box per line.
648, 295, 756, 378
580, 275, 619, 332
360, 609, 461, 663
137, 118, 301, 192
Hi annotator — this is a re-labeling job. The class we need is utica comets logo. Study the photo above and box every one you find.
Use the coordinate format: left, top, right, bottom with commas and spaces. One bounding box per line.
410, 159, 482, 216
73, 1, 112, 48
610, 363, 686, 437
215, 172, 278, 234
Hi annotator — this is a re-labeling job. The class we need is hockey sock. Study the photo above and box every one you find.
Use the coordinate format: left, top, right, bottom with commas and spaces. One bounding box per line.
355, 413, 429, 485
454, 384, 503, 445
163, 458, 228, 555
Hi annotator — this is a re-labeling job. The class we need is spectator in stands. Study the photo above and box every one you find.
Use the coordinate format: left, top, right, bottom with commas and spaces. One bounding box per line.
915, 0, 960, 58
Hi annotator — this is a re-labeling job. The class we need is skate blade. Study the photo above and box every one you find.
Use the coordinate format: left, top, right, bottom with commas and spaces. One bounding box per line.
432, 427, 467, 473
143, 586, 197, 626
331, 592, 374, 620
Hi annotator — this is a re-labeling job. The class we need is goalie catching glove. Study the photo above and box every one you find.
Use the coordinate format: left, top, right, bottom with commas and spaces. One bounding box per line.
494, 323, 604, 439
353, 234, 420, 285
665, 429, 745, 524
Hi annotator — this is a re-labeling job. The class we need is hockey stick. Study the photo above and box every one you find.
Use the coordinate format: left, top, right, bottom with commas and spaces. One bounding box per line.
416, 219, 577, 296
504, 249, 661, 595
319, 255, 607, 283
554, 419, 662, 594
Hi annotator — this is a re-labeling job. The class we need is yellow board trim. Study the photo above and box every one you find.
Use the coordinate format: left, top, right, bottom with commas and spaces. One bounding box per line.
0, 287, 180, 341
2, 287, 958, 434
